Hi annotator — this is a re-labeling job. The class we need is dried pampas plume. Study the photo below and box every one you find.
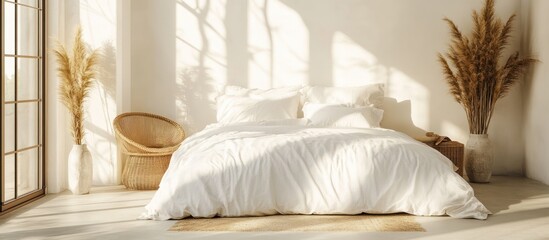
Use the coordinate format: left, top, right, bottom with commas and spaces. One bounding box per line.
438, 0, 536, 134
54, 26, 98, 145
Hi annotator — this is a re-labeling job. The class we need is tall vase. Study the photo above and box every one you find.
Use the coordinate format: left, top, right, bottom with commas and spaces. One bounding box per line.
68, 144, 93, 194
465, 134, 494, 183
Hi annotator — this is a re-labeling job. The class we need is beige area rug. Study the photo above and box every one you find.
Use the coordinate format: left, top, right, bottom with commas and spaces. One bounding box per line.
169, 214, 425, 232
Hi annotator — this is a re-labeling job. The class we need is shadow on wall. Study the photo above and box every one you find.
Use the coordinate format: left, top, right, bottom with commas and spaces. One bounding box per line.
97, 41, 116, 98
277, 0, 459, 136
381, 98, 427, 138
176, 0, 218, 134
173, 0, 521, 170
132, 0, 177, 121
225, 0, 249, 87
247, 0, 428, 136
176, 0, 438, 137
279, 0, 524, 175
178, 67, 216, 134
85, 40, 118, 185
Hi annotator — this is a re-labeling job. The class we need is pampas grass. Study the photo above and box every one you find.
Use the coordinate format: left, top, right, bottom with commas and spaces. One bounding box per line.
438, 0, 536, 134
54, 27, 98, 145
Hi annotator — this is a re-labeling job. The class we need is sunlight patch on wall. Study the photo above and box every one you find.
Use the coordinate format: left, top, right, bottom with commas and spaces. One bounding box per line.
176, 0, 227, 72
332, 32, 387, 87
80, 0, 115, 49
330, 31, 430, 135
79, 0, 117, 185
176, 0, 227, 134
248, 0, 308, 88
386, 68, 430, 130
171, 0, 433, 140
176, 0, 201, 68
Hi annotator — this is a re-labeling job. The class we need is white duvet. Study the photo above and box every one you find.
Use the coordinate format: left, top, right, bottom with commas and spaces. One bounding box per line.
141, 122, 491, 220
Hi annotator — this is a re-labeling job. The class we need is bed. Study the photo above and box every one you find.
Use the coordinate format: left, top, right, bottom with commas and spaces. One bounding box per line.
139, 84, 491, 220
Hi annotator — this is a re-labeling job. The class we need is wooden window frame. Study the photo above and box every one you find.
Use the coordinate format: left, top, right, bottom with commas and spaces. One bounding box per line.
1, 0, 47, 214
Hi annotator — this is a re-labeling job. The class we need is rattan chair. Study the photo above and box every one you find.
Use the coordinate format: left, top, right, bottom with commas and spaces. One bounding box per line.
113, 112, 185, 190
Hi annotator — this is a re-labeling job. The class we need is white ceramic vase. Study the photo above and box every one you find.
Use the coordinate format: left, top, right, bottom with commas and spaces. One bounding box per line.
68, 144, 93, 194
465, 134, 494, 183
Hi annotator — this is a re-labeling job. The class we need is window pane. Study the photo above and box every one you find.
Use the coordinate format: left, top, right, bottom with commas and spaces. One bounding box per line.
5, 3, 15, 55
17, 148, 39, 197
4, 57, 16, 102
5, 104, 15, 153
18, 0, 39, 8
17, 102, 38, 149
4, 154, 15, 201
17, 6, 39, 56
17, 58, 38, 100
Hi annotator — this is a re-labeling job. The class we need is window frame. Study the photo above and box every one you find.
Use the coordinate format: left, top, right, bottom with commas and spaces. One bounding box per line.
1, 0, 46, 214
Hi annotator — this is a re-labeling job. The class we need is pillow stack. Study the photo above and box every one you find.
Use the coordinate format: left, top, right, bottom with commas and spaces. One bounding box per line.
301, 84, 385, 128
216, 83, 385, 129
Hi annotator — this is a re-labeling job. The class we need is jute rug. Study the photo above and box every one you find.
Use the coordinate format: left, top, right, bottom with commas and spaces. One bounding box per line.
169, 214, 425, 232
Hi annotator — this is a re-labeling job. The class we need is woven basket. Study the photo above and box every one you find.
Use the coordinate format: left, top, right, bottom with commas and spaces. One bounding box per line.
113, 112, 185, 190
426, 141, 464, 176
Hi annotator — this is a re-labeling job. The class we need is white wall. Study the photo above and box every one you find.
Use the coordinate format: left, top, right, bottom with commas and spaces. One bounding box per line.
522, 0, 549, 185
46, 0, 70, 193
130, 0, 525, 175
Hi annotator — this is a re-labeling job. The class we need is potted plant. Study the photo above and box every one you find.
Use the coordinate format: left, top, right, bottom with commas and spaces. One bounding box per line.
438, 0, 536, 183
54, 27, 98, 194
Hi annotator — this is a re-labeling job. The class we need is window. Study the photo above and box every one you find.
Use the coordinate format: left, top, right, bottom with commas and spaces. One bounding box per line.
1, 0, 45, 213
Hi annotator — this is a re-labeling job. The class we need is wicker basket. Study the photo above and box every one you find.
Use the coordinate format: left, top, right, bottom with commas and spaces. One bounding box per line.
113, 112, 185, 190
426, 141, 464, 176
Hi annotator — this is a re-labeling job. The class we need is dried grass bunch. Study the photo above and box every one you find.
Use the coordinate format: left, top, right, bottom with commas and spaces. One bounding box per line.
54, 27, 99, 145
438, 0, 536, 134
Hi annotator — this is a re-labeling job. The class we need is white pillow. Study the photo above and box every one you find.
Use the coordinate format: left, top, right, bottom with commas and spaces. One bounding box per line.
302, 83, 385, 108
223, 85, 305, 117
303, 102, 384, 128
217, 94, 300, 124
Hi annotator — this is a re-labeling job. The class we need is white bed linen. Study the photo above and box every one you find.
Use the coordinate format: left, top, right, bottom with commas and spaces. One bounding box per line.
141, 123, 490, 220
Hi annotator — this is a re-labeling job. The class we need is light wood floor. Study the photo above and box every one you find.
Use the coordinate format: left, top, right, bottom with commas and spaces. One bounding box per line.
1, 176, 548, 240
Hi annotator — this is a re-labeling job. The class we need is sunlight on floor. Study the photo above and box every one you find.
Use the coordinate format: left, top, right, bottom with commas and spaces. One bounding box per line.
1, 177, 548, 240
